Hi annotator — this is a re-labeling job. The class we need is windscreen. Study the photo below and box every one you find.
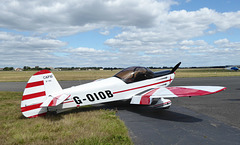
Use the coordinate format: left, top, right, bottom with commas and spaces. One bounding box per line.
114, 67, 154, 83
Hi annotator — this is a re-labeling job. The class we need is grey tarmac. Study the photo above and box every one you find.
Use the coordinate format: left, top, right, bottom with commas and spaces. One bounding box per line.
0, 77, 240, 144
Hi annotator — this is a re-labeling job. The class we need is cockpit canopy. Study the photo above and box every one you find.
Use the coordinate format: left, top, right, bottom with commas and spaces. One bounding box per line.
113, 66, 155, 84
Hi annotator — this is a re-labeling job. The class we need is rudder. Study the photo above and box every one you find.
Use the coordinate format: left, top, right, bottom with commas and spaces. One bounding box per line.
21, 70, 63, 118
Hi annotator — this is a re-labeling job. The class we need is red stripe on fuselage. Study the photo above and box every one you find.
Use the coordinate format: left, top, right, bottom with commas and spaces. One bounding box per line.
21, 103, 42, 112
113, 78, 172, 94
22, 91, 46, 101
26, 80, 44, 88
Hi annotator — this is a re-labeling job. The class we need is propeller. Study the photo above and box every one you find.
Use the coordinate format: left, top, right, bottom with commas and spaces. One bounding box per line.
171, 62, 181, 73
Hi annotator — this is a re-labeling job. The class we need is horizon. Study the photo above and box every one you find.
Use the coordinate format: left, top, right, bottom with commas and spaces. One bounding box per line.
1, 64, 239, 70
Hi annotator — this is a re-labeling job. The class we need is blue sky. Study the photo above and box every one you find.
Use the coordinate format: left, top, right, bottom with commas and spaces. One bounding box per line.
0, 0, 240, 68
172, 0, 240, 12
171, 0, 240, 44
59, 28, 122, 50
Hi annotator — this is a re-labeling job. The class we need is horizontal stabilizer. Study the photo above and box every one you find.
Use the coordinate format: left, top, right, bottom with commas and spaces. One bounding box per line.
130, 86, 226, 105
41, 94, 70, 107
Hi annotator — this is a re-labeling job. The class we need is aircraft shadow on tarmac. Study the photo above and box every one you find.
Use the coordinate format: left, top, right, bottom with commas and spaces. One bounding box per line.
19, 100, 202, 123
103, 101, 202, 123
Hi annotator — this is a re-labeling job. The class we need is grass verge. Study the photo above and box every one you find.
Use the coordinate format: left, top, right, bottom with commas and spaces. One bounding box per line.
0, 70, 119, 82
0, 91, 132, 145
175, 68, 240, 78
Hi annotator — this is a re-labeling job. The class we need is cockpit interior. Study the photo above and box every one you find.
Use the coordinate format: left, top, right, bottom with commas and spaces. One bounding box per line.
113, 67, 154, 83
113, 62, 182, 84
113, 66, 172, 84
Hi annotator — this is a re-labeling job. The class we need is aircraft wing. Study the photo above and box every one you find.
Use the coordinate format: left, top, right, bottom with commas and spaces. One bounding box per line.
130, 86, 226, 105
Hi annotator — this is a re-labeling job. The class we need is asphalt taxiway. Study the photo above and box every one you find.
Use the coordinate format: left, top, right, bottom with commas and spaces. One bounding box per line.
1, 77, 240, 144
109, 76, 240, 144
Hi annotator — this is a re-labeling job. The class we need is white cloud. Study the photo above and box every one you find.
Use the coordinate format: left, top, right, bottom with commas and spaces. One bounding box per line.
68, 47, 104, 53
99, 30, 110, 35
214, 38, 240, 49
0, 0, 240, 67
214, 38, 229, 45
213, 11, 240, 31
102, 7, 240, 66
0, 0, 175, 37
0, 32, 67, 67
180, 40, 207, 46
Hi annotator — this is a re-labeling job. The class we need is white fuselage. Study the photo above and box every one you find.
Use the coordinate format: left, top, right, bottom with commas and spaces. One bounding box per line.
53, 73, 175, 111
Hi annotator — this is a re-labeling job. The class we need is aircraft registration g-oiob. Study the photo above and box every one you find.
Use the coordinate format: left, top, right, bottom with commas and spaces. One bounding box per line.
21, 62, 226, 118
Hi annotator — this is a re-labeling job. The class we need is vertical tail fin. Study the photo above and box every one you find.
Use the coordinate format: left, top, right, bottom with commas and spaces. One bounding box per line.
21, 70, 62, 118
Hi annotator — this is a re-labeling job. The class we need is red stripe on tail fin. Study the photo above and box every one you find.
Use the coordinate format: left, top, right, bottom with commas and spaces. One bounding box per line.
34, 70, 51, 76
26, 80, 44, 88
21, 70, 63, 118
22, 91, 46, 101
21, 103, 42, 112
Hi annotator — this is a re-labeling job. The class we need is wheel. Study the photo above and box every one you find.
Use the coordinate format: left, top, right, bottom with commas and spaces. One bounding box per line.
163, 106, 170, 109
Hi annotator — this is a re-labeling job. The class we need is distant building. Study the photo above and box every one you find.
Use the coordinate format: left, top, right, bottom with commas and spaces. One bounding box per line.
0, 68, 3, 71
15, 68, 23, 71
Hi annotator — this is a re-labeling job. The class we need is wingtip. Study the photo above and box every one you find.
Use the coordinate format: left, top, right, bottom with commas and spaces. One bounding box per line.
215, 86, 227, 93
222, 87, 227, 91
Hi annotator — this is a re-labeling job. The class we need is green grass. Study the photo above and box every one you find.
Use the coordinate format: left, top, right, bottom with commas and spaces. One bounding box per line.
0, 92, 132, 145
1, 68, 240, 82
175, 68, 240, 78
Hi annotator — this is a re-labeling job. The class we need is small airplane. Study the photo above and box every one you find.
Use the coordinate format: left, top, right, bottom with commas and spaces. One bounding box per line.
21, 62, 226, 118
225, 66, 239, 71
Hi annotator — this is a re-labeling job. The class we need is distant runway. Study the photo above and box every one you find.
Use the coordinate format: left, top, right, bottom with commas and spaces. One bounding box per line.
1, 77, 240, 144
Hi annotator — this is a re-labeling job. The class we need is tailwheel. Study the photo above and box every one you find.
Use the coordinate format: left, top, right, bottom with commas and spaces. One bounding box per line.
162, 106, 170, 109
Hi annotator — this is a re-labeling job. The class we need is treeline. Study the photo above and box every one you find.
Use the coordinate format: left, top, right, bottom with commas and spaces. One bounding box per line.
2, 67, 14, 71
55, 67, 123, 71
23, 66, 51, 71
0, 66, 52, 71
0, 66, 123, 71
56, 67, 103, 70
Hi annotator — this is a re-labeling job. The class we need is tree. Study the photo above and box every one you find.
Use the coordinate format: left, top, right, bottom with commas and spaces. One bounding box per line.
3, 67, 14, 71
23, 66, 31, 71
